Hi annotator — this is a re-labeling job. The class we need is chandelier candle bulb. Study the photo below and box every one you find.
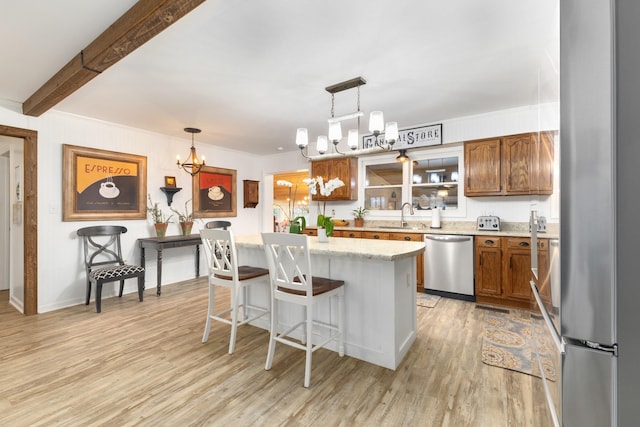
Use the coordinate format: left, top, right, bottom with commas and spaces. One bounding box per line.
369, 111, 384, 135
296, 128, 309, 148
347, 129, 359, 149
385, 122, 399, 144
329, 122, 342, 143
316, 135, 328, 154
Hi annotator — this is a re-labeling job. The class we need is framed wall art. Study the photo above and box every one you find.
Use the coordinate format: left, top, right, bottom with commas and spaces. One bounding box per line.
164, 176, 177, 187
193, 165, 237, 218
62, 144, 147, 221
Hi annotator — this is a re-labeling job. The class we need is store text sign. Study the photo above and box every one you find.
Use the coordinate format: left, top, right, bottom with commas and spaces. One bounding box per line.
363, 123, 442, 150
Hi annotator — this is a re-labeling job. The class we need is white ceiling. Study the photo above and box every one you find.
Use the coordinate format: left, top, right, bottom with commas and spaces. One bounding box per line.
0, 0, 559, 155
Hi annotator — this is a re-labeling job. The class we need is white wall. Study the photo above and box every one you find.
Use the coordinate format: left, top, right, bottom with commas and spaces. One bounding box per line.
0, 99, 558, 313
0, 100, 270, 312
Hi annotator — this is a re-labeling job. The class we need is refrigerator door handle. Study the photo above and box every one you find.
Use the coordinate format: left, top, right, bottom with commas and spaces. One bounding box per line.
530, 280, 565, 353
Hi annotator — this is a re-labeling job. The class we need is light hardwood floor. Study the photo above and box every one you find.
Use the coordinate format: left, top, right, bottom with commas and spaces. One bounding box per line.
0, 281, 543, 426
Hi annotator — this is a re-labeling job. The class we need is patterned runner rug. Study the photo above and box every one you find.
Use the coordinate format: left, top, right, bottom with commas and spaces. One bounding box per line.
416, 293, 441, 308
481, 313, 556, 381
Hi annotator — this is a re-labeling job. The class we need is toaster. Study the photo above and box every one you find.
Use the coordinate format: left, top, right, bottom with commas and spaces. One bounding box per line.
477, 215, 501, 231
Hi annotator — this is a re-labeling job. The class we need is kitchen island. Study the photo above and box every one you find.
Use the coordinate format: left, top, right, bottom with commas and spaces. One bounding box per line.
234, 234, 425, 370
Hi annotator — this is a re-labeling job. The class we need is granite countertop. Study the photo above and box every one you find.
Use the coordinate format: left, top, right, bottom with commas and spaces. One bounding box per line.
234, 234, 425, 261
307, 220, 559, 239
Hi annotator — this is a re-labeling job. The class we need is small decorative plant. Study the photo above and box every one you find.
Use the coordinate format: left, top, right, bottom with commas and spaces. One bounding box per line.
171, 199, 193, 223
352, 206, 368, 219
352, 206, 367, 227
147, 194, 173, 224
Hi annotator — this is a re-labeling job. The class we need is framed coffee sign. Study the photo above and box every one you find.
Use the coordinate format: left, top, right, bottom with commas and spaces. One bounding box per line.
62, 144, 147, 221
193, 165, 237, 218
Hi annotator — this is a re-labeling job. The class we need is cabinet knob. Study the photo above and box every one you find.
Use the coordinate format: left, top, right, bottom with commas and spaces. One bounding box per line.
404, 236, 411, 241
519, 241, 530, 247
485, 239, 494, 245
374, 235, 380, 239
349, 233, 355, 237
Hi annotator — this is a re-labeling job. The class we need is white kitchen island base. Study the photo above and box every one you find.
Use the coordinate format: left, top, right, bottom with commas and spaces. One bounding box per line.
234, 235, 425, 370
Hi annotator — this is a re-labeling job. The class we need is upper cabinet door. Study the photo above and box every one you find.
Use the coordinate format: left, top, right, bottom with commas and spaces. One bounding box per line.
464, 132, 555, 197
310, 157, 358, 201
464, 138, 502, 196
503, 133, 534, 195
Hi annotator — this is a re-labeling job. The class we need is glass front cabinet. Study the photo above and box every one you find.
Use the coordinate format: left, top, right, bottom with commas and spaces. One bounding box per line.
362, 145, 464, 216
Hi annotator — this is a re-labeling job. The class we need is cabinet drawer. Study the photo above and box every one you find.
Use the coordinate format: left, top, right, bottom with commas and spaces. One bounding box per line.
361, 231, 390, 240
476, 236, 501, 248
389, 232, 422, 242
334, 230, 363, 238
537, 238, 548, 251
301, 228, 317, 236
506, 237, 531, 249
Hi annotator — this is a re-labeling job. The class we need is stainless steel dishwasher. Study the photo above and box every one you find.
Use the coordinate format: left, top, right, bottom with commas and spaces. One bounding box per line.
424, 234, 475, 301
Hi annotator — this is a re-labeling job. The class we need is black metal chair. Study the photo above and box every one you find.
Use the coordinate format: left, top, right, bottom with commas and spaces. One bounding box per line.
205, 220, 231, 230
77, 226, 145, 313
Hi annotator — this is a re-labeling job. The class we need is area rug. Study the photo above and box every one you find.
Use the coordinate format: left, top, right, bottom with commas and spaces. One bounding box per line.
416, 293, 441, 308
481, 314, 556, 381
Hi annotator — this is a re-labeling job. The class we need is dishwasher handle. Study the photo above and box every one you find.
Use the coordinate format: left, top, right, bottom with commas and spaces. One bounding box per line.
424, 234, 472, 243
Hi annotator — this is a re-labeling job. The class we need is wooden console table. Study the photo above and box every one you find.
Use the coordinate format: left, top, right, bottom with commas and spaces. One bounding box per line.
138, 234, 202, 296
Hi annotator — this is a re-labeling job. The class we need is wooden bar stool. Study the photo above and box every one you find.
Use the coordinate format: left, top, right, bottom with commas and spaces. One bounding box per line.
261, 232, 345, 387
200, 228, 269, 354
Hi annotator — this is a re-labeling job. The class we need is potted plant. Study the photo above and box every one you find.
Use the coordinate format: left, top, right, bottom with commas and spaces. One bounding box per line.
304, 176, 345, 239
275, 179, 307, 234
147, 194, 173, 237
352, 206, 368, 227
171, 199, 194, 235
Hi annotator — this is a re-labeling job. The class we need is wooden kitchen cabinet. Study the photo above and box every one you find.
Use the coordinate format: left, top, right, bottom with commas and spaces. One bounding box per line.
475, 236, 550, 310
464, 132, 554, 197
333, 230, 363, 238
464, 138, 502, 196
310, 157, 358, 201
503, 238, 534, 301
324, 228, 425, 291
475, 237, 503, 297
388, 232, 424, 290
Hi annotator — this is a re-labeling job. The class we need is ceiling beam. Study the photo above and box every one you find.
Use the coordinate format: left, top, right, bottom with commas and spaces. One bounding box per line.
22, 0, 206, 117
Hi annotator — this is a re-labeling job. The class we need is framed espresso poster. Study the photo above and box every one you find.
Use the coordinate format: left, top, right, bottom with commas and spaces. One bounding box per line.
62, 144, 147, 221
193, 165, 237, 218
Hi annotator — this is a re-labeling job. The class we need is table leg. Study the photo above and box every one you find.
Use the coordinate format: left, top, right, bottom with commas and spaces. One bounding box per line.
140, 246, 146, 270
156, 249, 163, 296
195, 244, 200, 278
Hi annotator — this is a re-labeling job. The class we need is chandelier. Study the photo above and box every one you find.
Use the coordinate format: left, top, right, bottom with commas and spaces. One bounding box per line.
177, 127, 205, 176
296, 76, 399, 158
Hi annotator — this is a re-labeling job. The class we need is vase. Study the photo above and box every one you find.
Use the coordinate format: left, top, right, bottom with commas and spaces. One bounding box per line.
179, 221, 194, 236
154, 223, 168, 237
289, 222, 301, 234
354, 218, 364, 227
317, 227, 329, 243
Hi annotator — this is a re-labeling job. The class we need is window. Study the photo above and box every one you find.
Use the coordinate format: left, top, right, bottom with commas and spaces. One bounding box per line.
411, 156, 459, 210
361, 145, 465, 217
364, 162, 402, 210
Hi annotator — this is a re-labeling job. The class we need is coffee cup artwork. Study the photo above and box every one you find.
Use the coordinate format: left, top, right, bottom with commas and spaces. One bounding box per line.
99, 178, 120, 199
208, 186, 224, 201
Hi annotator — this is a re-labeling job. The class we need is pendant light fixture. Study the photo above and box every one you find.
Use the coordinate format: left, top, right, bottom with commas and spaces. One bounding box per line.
296, 76, 398, 158
177, 127, 205, 176
395, 149, 410, 163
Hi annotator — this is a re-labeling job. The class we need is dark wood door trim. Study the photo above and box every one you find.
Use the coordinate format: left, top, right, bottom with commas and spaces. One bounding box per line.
0, 125, 37, 315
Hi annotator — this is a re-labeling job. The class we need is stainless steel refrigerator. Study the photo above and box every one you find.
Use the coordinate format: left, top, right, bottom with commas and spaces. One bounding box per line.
530, 1, 640, 426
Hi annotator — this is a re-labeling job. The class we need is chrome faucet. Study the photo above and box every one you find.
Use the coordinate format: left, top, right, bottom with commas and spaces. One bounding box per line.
400, 202, 415, 228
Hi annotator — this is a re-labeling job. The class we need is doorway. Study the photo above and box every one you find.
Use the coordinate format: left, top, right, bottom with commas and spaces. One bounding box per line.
0, 125, 37, 315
